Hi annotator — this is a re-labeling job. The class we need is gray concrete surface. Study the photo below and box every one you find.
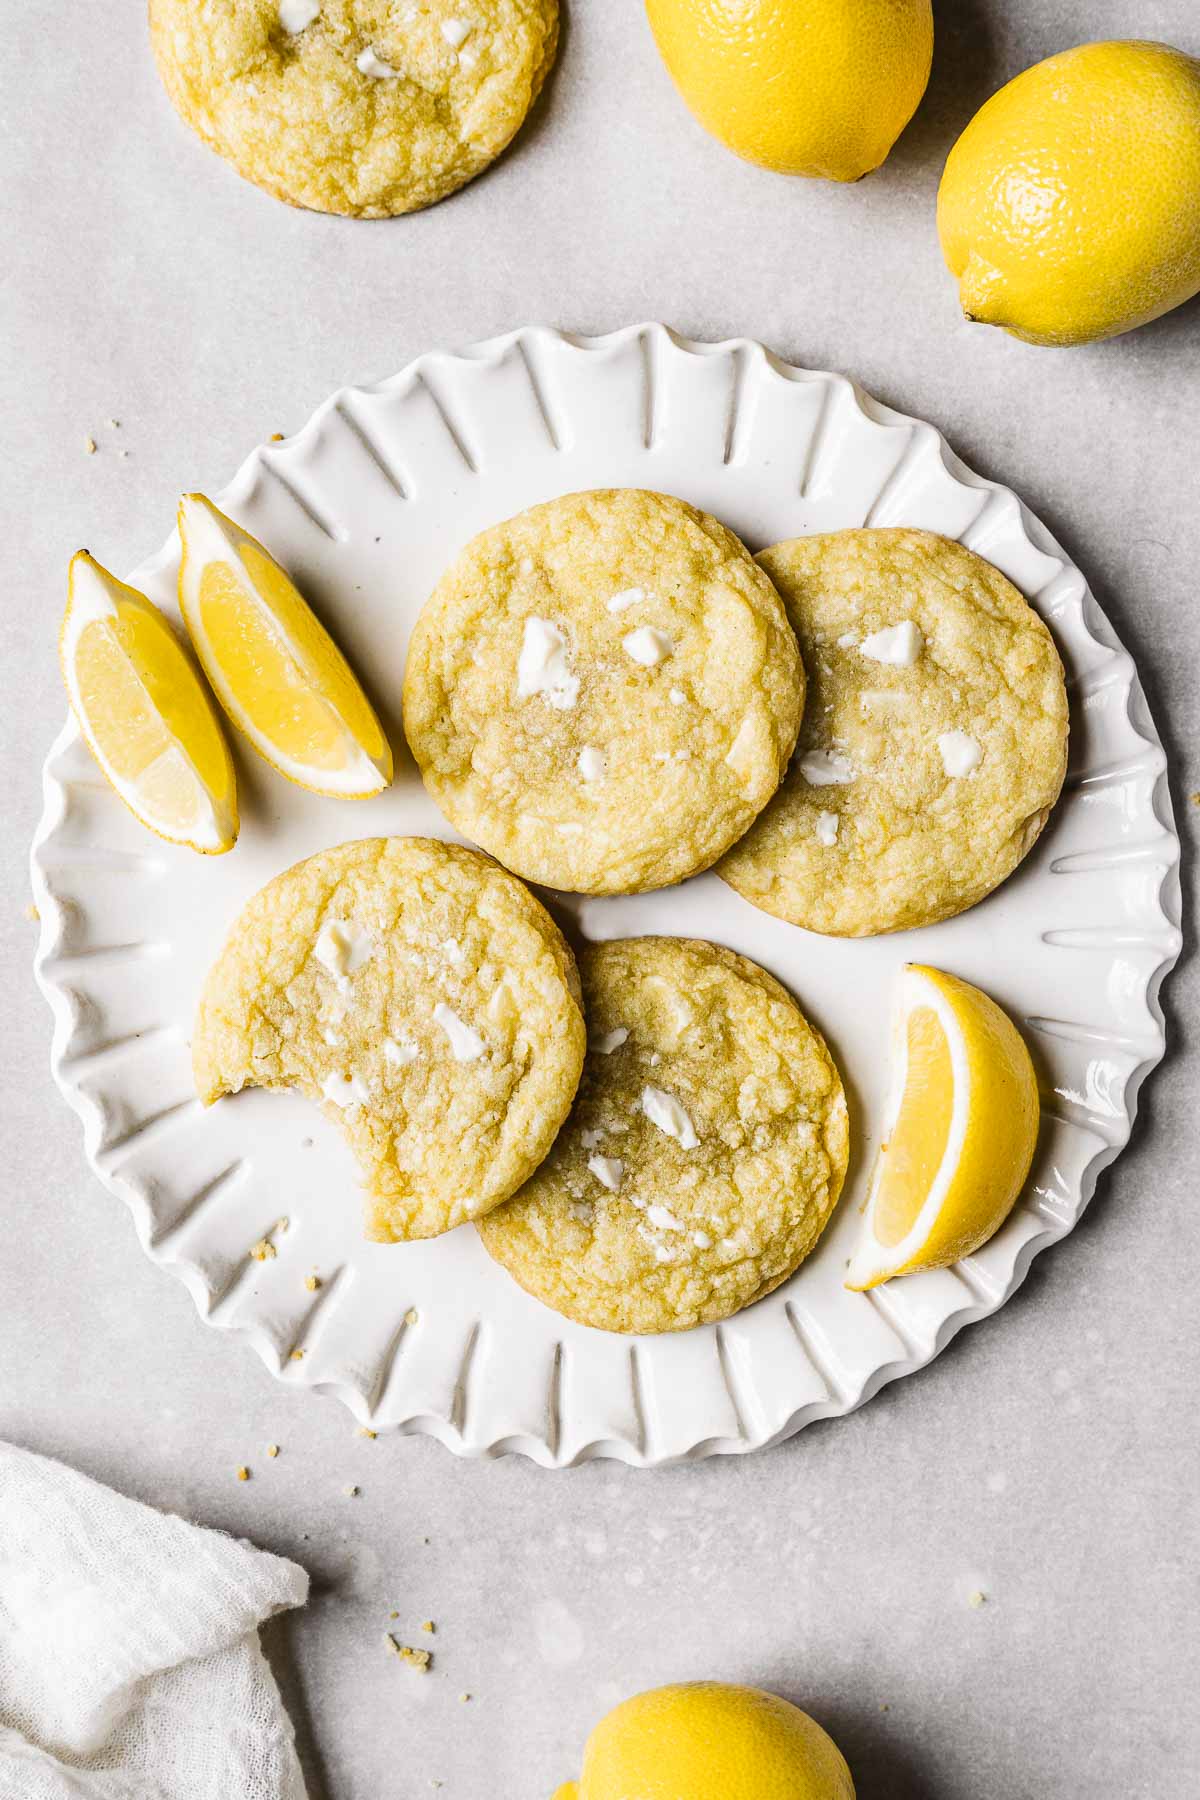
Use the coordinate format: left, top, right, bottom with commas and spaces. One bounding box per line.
2, 3, 1197, 1795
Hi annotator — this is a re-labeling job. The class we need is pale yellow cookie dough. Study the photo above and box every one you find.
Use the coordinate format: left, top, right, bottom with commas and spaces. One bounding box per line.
719, 529, 1069, 936
402, 490, 804, 895
193, 836, 585, 1240
478, 937, 848, 1334
148, 1, 559, 217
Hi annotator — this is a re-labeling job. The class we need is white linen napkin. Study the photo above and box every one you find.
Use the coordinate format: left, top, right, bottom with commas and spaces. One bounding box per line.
0, 1441, 309, 1800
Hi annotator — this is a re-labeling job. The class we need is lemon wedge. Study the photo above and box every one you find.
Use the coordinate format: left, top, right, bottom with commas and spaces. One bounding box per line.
177, 494, 392, 798
846, 964, 1038, 1289
61, 552, 238, 854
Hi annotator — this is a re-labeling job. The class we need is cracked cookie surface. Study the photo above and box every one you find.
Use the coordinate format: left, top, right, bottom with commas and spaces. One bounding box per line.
719, 529, 1069, 936
193, 836, 584, 1240
149, 1, 559, 217
402, 489, 804, 895
478, 937, 848, 1334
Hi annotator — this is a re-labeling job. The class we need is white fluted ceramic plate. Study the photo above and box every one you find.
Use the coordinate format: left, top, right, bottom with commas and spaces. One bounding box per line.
32, 326, 1181, 1467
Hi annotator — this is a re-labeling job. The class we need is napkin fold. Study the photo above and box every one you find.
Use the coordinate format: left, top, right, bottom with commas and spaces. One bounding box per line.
0, 1442, 309, 1800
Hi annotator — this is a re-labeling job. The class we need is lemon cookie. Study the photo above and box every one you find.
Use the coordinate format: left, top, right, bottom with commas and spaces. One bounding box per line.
719, 529, 1069, 936
478, 937, 848, 1334
148, 1, 559, 217
402, 490, 804, 894
193, 836, 585, 1240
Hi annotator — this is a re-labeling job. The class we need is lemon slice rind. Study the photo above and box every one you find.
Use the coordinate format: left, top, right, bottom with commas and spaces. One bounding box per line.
61, 553, 238, 855
177, 493, 392, 800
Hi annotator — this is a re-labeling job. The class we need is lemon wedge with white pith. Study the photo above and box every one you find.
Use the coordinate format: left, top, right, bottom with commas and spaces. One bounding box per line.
61, 553, 238, 854
177, 494, 392, 798
846, 965, 1039, 1290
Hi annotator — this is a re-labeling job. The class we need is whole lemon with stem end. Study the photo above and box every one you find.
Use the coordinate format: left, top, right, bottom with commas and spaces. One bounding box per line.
552, 1682, 855, 1800
938, 39, 1200, 347
645, 0, 933, 182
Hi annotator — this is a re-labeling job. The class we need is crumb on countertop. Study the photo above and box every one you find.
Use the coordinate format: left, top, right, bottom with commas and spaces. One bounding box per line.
24, 902, 39, 922
249, 1238, 277, 1262
405, 1308, 420, 1327
421, 1619, 435, 1635
277, 1216, 290, 1233
236, 1466, 250, 1482
305, 1274, 322, 1291
107, 418, 120, 429
358, 1426, 377, 1439
968, 1590, 987, 1609
290, 1349, 305, 1362
270, 432, 285, 442
459, 1692, 472, 1704
386, 1635, 431, 1672
266, 1443, 280, 1459
345, 1485, 360, 1498
83, 436, 97, 455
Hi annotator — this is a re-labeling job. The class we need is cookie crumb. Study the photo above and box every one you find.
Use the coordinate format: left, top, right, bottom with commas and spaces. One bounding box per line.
23, 902, 39, 922
405, 1307, 420, 1326
305, 1274, 322, 1291
83, 436, 97, 455
345, 1484, 360, 1497
1191, 792, 1200, 807
236, 1466, 250, 1482
270, 432, 285, 442
358, 1426, 377, 1439
118, 448, 130, 458
459, 1692, 472, 1703
421, 1619, 435, 1634
249, 1238, 277, 1262
107, 418, 120, 430
386, 1635, 431, 1672
968, 1589, 987, 1609
266, 1443, 280, 1459
290, 1349, 305, 1362
277, 1216, 290, 1233
389, 1610, 399, 1620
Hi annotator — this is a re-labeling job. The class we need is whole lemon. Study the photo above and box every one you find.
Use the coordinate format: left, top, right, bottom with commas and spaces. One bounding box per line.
938, 39, 1200, 346
554, 1681, 855, 1799
645, 0, 933, 182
